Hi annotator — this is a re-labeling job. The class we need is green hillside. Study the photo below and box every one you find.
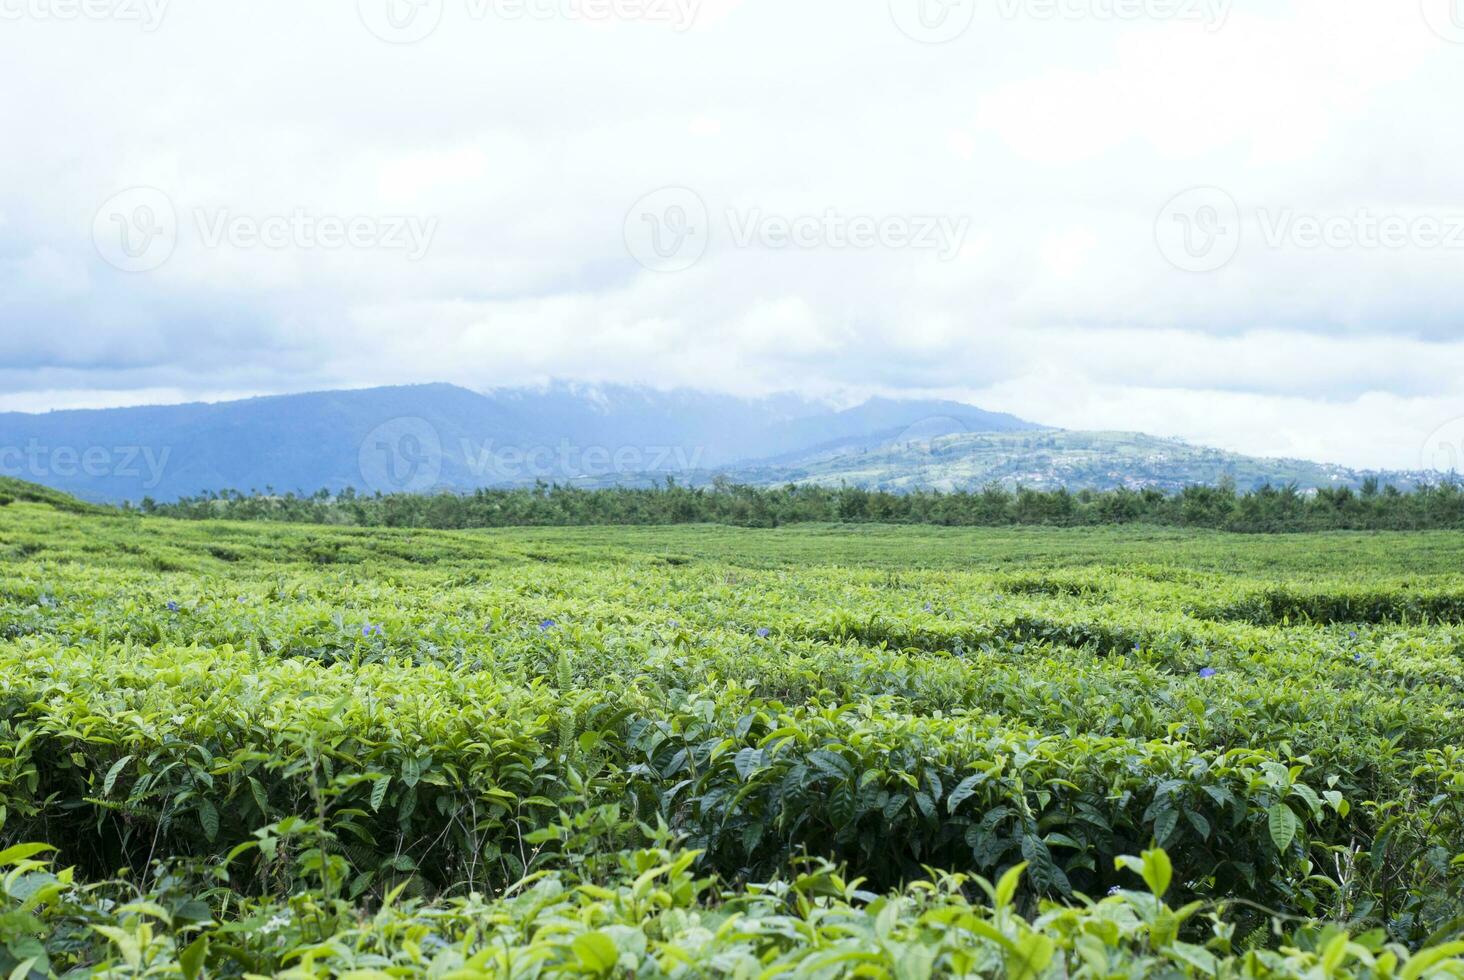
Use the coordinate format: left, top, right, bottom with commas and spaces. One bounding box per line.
0, 476, 104, 513
731, 430, 1388, 492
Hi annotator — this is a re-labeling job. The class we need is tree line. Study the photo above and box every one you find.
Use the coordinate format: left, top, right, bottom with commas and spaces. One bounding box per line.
134, 477, 1464, 532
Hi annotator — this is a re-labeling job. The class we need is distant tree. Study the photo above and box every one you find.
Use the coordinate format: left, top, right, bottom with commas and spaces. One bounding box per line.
142, 479, 1464, 533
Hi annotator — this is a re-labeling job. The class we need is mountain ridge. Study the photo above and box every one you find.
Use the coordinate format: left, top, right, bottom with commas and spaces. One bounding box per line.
0, 383, 1430, 502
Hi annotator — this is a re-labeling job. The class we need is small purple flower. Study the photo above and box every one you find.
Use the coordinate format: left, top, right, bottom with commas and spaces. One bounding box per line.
539, 619, 557, 632
166, 601, 180, 613
1353, 653, 1362, 662
923, 602, 934, 613
1349, 631, 1358, 640
668, 620, 679, 629
362, 624, 382, 637
756, 627, 771, 639
1198, 667, 1218, 679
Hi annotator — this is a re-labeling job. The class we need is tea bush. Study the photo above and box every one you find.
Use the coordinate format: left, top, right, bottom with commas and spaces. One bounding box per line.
2, 502, 1464, 974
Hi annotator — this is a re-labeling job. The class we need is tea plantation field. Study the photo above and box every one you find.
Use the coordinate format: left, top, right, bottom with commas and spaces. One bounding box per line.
4, 498, 1464, 976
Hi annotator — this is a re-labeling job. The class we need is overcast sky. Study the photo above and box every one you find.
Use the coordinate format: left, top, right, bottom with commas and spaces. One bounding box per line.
2, 0, 1463, 469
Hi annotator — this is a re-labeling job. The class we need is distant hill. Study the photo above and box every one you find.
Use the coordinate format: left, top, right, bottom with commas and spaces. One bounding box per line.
715, 429, 1407, 494
0, 384, 1036, 502
0, 476, 102, 513
0, 383, 1429, 503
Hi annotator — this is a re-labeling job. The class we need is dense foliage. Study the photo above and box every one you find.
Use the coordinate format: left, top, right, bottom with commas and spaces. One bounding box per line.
139, 478, 1464, 532
3, 501, 1464, 974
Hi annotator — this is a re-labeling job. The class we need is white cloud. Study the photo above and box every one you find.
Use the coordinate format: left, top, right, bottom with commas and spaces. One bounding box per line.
967, 372, 1462, 472
0, 0, 1461, 469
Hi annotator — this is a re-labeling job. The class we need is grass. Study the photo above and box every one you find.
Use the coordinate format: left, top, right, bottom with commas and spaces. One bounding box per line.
0, 476, 104, 514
